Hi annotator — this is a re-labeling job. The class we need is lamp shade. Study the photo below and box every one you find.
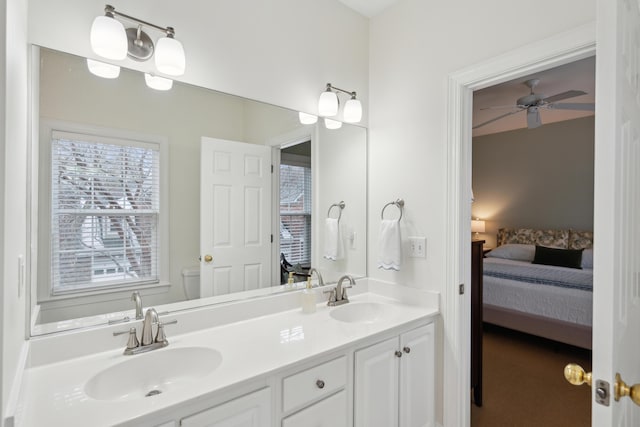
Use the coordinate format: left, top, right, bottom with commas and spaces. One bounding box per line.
324, 118, 342, 130
343, 98, 362, 123
86, 59, 120, 79
155, 36, 186, 76
318, 90, 339, 117
471, 220, 486, 233
90, 15, 128, 60
144, 74, 173, 91
298, 112, 318, 125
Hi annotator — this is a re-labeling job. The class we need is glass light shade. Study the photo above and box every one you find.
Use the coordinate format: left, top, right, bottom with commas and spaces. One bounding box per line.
343, 98, 362, 123
298, 112, 318, 125
144, 74, 173, 91
155, 36, 186, 76
318, 91, 339, 117
86, 59, 120, 79
324, 118, 342, 130
471, 220, 486, 233
90, 15, 128, 60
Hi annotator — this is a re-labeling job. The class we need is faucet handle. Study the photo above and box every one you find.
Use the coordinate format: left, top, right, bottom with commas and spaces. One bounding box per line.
323, 288, 337, 303
114, 327, 140, 350
155, 323, 168, 346
341, 286, 352, 301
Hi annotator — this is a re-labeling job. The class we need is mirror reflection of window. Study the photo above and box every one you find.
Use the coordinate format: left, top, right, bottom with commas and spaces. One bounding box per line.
279, 141, 311, 278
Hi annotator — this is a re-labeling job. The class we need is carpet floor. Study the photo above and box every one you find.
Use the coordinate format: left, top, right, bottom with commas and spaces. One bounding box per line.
471, 324, 592, 427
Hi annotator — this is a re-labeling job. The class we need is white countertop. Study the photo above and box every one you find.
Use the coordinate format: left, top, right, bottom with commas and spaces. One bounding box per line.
17, 281, 439, 427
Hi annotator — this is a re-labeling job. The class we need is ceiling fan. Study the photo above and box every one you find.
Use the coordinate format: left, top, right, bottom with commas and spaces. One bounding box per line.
473, 78, 595, 130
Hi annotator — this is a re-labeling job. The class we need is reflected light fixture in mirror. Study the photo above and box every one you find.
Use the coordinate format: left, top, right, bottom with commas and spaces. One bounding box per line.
86, 59, 120, 79
324, 118, 342, 129
298, 112, 318, 124
90, 4, 186, 76
145, 73, 173, 91
317, 82, 362, 123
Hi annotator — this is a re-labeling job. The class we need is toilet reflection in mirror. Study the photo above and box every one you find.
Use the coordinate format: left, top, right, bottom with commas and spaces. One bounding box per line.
31, 47, 367, 334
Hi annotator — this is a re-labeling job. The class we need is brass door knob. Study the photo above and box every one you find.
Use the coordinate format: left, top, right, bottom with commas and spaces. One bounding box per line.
615, 373, 640, 406
564, 363, 592, 387
199, 254, 213, 263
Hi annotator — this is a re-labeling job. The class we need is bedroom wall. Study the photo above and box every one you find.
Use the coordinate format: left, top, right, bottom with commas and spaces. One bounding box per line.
472, 116, 595, 248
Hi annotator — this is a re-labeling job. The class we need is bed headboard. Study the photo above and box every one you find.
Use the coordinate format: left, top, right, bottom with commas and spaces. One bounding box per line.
497, 228, 593, 249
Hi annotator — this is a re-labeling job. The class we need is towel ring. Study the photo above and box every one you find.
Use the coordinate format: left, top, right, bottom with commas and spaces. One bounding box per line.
381, 199, 404, 221
327, 201, 346, 221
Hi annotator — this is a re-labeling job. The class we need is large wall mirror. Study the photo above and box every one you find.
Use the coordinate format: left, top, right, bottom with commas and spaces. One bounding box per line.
31, 47, 367, 335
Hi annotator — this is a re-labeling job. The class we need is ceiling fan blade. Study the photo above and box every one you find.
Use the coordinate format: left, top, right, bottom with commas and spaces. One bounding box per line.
527, 108, 542, 129
548, 102, 595, 111
472, 110, 524, 129
480, 104, 519, 110
542, 90, 587, 103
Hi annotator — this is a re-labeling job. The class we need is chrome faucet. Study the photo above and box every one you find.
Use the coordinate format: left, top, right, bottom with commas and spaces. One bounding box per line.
307, 268, 324, 287
113, 307, 177, 355
325, 275, 356, 306
131, 291, 143, 320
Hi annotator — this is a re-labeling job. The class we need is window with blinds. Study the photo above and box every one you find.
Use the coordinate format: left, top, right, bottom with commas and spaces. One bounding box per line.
279, 156, 312, 266
50, 131, 160, 294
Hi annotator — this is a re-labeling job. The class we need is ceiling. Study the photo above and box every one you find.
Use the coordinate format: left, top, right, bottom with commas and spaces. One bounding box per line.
473, 56, 596, 137
338, 0, 399, 17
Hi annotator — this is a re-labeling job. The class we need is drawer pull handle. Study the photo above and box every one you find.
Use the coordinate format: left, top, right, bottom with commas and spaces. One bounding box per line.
316, 379, 325, 389
395, 350, 403, 358
403, 346, 411, 354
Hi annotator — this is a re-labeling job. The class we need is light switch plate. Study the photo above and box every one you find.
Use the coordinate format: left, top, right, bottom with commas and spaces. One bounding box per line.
409, 236, 426, 258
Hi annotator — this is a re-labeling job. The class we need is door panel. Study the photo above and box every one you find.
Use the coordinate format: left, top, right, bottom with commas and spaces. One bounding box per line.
400, 324, 435, 427
201, 137, 272, 297
593, 0, 640, 425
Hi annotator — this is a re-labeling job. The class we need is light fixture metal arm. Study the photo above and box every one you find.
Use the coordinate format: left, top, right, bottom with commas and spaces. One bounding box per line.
326, 83, 357, 98
104, 4, 175, 36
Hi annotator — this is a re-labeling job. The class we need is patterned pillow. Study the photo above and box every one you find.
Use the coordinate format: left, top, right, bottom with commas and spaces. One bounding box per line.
497, 228, 569, 248
568, 230, 594, 249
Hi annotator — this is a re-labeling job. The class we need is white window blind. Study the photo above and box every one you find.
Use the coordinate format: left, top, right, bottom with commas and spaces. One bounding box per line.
279, 159, 312, 265
50, 131, 160, 294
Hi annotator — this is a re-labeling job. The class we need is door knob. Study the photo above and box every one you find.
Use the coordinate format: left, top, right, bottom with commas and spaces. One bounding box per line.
615, 373, 640, 406
564, 363, 592, 387
199, 254, 213, 263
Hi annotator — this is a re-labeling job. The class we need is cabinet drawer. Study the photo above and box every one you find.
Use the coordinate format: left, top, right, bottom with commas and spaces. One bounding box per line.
282, 356, 347, 412
282, 390, 347, 427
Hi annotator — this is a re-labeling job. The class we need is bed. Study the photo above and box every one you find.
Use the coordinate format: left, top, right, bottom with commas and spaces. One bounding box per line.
482, 228, 594, 349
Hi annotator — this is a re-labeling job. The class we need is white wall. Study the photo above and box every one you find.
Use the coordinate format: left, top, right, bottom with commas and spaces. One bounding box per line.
369, 0, 596, 423
27, 0, 370, 124
2, 0, 28, 419
472, 116, 595, 248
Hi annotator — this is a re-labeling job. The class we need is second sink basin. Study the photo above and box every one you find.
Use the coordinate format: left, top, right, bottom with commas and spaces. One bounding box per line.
85, 346, 222, 401
330, 302, 390, 324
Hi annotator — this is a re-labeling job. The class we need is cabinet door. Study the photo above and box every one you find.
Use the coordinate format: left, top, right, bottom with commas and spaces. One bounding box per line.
354, 336, 399, 427
180, 387, 271, 427
281, 390, 347, 427
399, 323, 435, 427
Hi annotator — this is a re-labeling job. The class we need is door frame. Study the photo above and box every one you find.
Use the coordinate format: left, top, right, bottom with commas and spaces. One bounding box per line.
444, 23, 596, 426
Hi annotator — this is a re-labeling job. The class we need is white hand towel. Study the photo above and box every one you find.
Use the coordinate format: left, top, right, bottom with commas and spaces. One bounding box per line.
323, 218, 344, 260
377, 219, 402, 270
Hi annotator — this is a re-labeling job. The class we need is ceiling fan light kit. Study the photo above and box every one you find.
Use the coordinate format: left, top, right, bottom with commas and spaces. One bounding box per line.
474, 78, 595, 130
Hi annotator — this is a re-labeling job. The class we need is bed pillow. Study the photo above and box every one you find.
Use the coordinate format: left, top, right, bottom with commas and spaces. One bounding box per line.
485, 244, 535, 262
581, 248, 593, 269
532, 245, 584, 269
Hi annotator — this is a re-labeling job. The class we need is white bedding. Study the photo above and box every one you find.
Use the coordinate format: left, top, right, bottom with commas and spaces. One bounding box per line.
483, 258, 593, 327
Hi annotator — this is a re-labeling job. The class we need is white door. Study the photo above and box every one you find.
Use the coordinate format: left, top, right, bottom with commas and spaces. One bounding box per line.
591, 0, 640, 425
354, 336, 400, 427
200, 137, 272, 297
399, 324, 435, 427
180, 388, 271, 427
281, 391, 348, 427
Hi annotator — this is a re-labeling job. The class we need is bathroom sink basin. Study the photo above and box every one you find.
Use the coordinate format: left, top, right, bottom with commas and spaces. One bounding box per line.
85, 346, 222, 401
329, 302, 390, 324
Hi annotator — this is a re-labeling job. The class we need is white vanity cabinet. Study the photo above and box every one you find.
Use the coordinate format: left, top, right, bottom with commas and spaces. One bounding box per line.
354, 323, 435, 427
179, 387, 271, 427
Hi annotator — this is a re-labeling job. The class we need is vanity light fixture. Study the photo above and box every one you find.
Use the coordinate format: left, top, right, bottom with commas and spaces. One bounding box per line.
86, 59, 121, 79
324, 118, 343, 130
318, 83, 362, 123
144, 73, 173, 91
90, 4, 186, 76
298, 112, 318, 125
